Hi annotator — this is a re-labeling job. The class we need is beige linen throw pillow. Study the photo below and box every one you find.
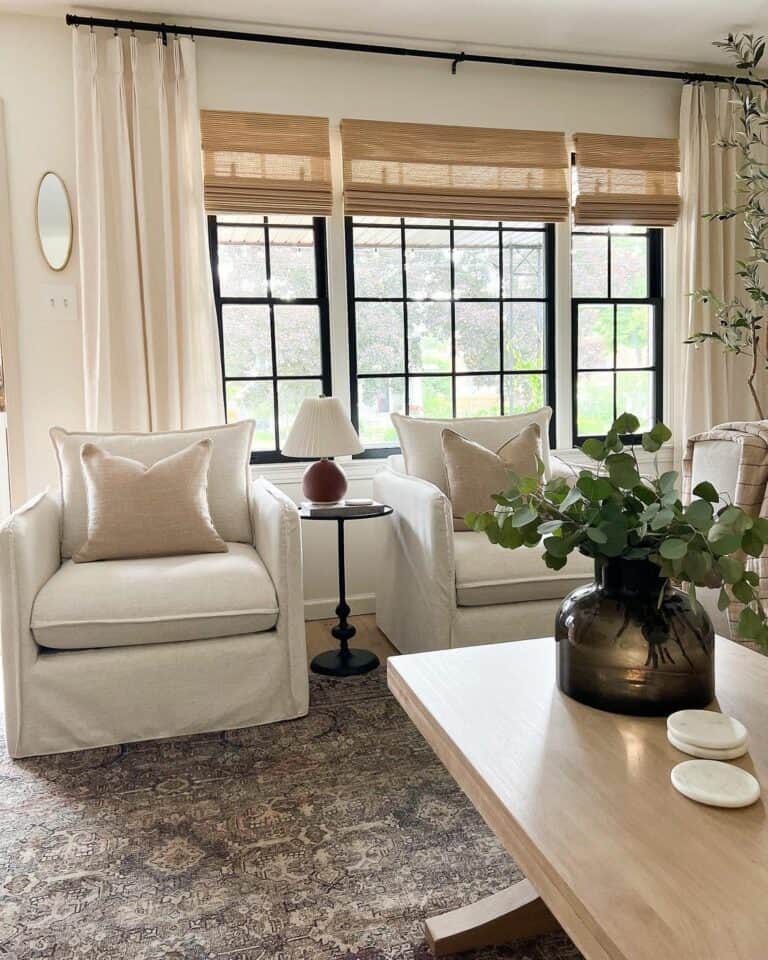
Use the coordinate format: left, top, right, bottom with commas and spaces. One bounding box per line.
442, 423, 541, 531
74, 440, 228, 563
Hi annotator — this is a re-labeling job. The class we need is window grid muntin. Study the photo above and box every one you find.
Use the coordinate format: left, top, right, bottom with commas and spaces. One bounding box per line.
571, 227, 663, 445
208, 214, 332, 463
347, 216, 555, 457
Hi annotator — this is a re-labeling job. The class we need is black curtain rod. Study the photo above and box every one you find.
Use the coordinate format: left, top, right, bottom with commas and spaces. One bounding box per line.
65, 12, 755, 86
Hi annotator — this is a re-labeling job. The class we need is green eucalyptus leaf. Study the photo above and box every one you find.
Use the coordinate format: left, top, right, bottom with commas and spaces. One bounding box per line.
751, 516, 768, 541
641, 434, 661, 453
744, 570, 760, 586
742, 529, 765, 557
738, 606, 764, 641
560, 485, 584, 511
718, 586, 731, 611
537, 519, 565, 535
658, 471, 678, 494
685, 498, 714, 530
464, 511, 478, 528
518, 475, 539, 495
660, 538, 688, 560
510, 506, 537, 528
633, 483, 656, 505
613, 412, 640, 434
500, 518, 524, 549
708, 523, 743, 555
649, 422, 672, 444
576, 475, 614, 501
581, 438, 606, 461
733, 578, 754, 604
543, 552, 568, 571
717, 555, 745, 583
543, 536, 571, 558
650, 508, 674, 531
684, 549, 711, 582
693, 480, 719, 503
606, 453, 641, 489
586, 526, 608, 544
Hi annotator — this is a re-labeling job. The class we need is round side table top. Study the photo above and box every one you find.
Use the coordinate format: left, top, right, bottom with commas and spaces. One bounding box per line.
300, 505, 393, 521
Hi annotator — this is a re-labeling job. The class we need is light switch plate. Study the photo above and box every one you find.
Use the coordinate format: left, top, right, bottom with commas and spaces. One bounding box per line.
42, 283, 77, 316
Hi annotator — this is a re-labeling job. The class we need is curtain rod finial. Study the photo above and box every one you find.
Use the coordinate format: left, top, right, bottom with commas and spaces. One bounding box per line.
451, 51, 466, 75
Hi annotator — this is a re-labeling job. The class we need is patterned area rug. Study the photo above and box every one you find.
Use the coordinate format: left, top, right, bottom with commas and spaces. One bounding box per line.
0, 668, 582, 960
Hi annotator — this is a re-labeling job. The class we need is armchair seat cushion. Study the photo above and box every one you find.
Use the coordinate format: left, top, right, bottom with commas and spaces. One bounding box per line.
454, 532, 594, 606
31, 543, 279, 650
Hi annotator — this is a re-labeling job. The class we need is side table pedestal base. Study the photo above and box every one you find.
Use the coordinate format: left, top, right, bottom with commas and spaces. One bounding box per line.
310, 648, 380, 677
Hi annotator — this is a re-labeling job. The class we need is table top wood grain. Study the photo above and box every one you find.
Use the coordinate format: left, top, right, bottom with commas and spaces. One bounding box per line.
387, 637, 768, 960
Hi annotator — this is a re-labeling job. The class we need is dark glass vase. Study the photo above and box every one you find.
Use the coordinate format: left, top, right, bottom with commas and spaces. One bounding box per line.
556, 557, 715, 716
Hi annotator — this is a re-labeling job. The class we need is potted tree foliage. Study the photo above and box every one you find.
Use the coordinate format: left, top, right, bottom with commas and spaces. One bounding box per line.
466, 413, 768, 715
686, 32, 768, 417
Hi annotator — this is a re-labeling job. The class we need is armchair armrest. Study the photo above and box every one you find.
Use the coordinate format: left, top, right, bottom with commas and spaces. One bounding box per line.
249, 477, 303, 624
372, 466, 455, 653
0, 491, 62, 753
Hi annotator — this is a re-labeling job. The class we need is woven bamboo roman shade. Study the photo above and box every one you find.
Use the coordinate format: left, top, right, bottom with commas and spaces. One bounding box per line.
340, 119, 570, 221
573, 133, 681, 226
200, 110, 332, 215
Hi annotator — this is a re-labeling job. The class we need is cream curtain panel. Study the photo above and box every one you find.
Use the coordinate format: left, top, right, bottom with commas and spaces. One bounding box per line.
73, 30, 223, 432
674, 84, 765, 441
340, 119, 570, 221
572, 133, 681, 226
200, 110, 332, 215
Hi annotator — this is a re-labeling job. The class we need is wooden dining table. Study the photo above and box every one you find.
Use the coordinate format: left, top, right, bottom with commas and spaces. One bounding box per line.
387, 636, 768, 959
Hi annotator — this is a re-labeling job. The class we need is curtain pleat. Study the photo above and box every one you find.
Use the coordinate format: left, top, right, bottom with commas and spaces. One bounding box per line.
73, 29, 223, 432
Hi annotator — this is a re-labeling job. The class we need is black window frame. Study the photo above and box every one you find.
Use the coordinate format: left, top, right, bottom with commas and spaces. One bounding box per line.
208, 214, 332, 464
345, 216, 557, 459
571, 227, 664, 447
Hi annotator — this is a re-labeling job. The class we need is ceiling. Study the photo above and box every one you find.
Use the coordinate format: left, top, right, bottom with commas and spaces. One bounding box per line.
2, 0, 767, 68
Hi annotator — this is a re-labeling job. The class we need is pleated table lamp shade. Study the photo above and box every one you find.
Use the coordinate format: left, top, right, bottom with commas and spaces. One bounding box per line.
282, 396, 364, 502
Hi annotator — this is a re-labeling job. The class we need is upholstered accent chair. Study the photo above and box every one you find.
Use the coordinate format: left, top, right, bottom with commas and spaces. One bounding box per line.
681, 420, 768, 640
372, 410, 593, 654
0, 423, 308, 758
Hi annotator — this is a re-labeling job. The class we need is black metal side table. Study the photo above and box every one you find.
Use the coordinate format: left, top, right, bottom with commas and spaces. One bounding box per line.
301, 504, 393, 677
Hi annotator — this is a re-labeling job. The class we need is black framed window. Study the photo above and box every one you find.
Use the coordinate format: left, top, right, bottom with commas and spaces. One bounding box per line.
208, 214, 332, 463
571, 226, 663, 444
346, 216, 555, 456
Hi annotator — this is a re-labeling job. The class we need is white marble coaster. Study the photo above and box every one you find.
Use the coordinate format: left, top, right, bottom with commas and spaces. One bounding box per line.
667, 710, 747, 750
671, 760, 760, 808
667, 730, 747, 760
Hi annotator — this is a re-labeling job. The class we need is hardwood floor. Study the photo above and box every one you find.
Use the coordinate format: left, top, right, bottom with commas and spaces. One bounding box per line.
305, 613, 397, 663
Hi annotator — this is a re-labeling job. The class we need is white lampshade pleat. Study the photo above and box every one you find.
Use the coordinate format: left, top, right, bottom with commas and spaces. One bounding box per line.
281, 396, 364, 458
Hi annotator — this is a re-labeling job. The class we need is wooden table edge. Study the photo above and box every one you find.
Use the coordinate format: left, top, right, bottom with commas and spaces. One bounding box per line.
387, 653, 623, 960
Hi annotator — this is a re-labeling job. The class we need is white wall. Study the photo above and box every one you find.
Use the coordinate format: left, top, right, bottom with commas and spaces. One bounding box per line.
0, 12, 683, 615
0, 14, 84, 500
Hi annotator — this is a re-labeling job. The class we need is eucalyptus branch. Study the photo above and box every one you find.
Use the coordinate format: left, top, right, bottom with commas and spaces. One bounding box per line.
466, 411, 768, 649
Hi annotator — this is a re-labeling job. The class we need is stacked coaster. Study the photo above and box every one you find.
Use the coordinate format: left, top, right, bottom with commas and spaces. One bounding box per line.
667, 710, 759, 808
667, 709, 748, 760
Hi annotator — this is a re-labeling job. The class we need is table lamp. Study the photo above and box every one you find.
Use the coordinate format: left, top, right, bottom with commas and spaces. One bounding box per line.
281, 396, 364, 503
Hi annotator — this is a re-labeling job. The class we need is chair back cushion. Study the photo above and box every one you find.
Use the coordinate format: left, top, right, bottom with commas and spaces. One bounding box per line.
391, 406, 552, 493
74, 440, 228, 563
51, 421, 254, 558
441, 423, 541, 530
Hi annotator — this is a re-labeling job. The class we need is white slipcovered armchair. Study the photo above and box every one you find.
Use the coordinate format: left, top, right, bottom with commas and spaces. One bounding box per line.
0, 422, 308, 758
372, 410, 594, 654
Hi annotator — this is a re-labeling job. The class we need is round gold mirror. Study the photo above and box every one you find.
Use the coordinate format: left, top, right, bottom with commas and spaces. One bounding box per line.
36, 172, 72, 271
